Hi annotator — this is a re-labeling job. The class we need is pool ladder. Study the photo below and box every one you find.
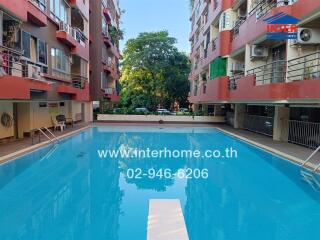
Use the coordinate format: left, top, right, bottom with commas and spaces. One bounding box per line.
300, 146, 320, 172
38, 127, 60, 145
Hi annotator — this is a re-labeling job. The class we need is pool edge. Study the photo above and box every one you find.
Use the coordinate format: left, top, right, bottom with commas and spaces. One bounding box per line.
215, 127, 305, 167
0, 125, 92, 165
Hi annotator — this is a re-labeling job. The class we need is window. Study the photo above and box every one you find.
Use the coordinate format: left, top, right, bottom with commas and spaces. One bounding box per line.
51, 48, 70, 73
59, 102, 65, 107
50, 0, 69, 23
22, 31, 48, 65
22, 31, 31, 58
38, 40, 47, 65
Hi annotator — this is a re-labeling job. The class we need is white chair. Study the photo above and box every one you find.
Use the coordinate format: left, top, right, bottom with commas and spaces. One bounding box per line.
52, 116, 66, 132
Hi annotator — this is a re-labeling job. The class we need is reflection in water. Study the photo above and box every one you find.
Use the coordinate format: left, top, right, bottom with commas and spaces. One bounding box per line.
116, 132, 187, 191
0, 127, 319, 240
184, 133, 320, 240
0, 130, 123, 240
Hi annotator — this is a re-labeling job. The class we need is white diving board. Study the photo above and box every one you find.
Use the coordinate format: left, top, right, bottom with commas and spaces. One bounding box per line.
147, 199, 189, 240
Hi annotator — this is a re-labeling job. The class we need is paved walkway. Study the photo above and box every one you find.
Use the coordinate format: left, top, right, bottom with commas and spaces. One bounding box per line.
0, 123, 90, 158
217, 125, 319, 167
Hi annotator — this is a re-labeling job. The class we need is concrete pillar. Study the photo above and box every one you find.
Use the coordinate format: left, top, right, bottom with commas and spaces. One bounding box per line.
273, 106, 290, 142
234, 104, 246, 129
202, 104, 208, 114
214, 105, 223, 116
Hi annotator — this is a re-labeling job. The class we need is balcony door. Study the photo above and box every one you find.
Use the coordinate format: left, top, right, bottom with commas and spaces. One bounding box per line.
271, 44, 286, 83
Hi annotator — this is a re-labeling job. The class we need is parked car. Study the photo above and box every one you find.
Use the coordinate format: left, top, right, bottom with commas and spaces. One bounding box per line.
113, 108, 123, 114
157, 109, 171, 115
177, 108, 190, 115
135, 107, 149, 114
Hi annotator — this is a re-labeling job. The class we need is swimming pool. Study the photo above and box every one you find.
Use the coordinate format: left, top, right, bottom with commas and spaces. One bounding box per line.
0, 126, 319, 240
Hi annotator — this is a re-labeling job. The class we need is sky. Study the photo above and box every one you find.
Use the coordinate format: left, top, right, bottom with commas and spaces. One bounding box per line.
119, 0, 191, 53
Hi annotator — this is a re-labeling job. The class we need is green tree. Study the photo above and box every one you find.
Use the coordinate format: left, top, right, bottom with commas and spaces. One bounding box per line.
120, 31, 190, 110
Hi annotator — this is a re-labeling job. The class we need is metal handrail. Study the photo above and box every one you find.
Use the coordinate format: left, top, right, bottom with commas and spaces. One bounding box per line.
44, 127, 60, 143
38, 127, 59, 144
301, 146, 320, 172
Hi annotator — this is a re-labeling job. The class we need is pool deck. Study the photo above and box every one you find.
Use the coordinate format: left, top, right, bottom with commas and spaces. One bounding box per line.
0, 122, 319, 170
0, 123, 91, 163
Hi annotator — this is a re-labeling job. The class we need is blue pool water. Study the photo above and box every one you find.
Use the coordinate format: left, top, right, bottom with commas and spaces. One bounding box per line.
0, 126, 319, 240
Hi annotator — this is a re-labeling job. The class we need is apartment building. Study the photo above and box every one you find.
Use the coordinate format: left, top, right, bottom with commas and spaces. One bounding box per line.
89, 0, 121, 110
189, 0, 320, 149
0, 0, 92, 140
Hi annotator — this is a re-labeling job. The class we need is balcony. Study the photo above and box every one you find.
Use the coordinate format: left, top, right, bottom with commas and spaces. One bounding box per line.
231, 1, 294, 53
27, 0, 47, 27
0, 0, 28, 21
103, 8, 112, 24
229, 53, 320, 102
292, 0, 320, 19
103, 87, 120, 102
0, 45, 51, 100
57, 84, 89, 101
188, 77, 230, 103
56, 22, 89, 60
189, 31, 231, 78
103, 57, 120, 79
67, 0, 89, 20
103, 35, 121, 59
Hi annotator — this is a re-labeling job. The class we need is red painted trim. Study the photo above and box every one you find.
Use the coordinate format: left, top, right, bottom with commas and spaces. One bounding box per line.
56, 31, 77, 47
0, 0, 28, 21
229, 75, 320, 101
189, 77, 230, 103
0, 75, 51, 100
231, 5, 293, 53
27, 1, 47, 27
43, 73, 71, 83
57, 82, 90, 101
68, 0, 89, 20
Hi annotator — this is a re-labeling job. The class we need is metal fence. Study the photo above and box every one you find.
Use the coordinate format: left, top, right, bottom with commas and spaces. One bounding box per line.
288, 120, 320, 149
244, 115, 274, 137
226, 112, 235, 127
247, 60, 286, 85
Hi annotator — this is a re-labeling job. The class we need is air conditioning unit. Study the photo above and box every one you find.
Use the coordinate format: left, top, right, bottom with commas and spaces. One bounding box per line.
237, 8, 247, 19
297, 28, 320, 45
104, 87, 113, 95
27, 64, 41, 80
59, 21, 70, 33
231, 63, 245, 73
250, 45, 269, 58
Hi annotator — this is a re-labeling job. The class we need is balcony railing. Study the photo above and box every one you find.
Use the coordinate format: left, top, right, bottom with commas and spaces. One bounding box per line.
59, 22, 87, 46
249, 0, 292, 20
228, 73, 244, 90
29, 0, 46, 11
247, 60, 286, 85
287, 51, 320, 81
0, 45, 24, 77
244, 115, 274, 137
72, 75, 88, 89
232, 18, 246, 39
245, 51, 320, 85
